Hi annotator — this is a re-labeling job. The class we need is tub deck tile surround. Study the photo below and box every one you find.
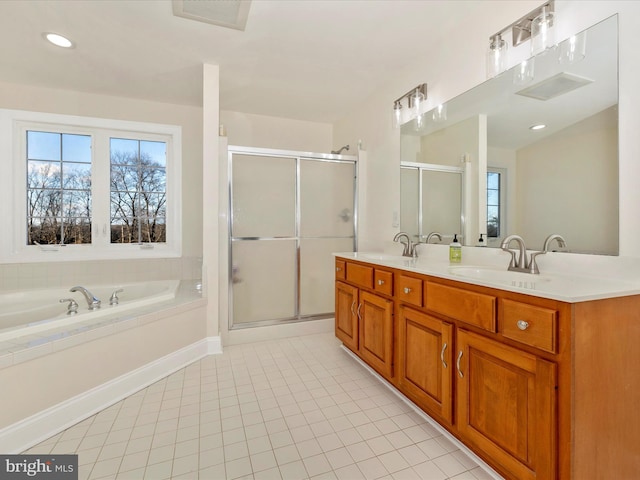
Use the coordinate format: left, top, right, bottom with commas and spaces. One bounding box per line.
0, 281, 204, 370
25, 333, 500, 480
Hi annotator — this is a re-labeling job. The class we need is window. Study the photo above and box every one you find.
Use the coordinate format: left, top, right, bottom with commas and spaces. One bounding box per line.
0, 109, 181, 262
487, 168, 506, 239
110, 138, 167, 244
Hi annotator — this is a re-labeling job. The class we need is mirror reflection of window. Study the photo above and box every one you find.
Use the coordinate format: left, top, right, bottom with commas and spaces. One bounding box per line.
487, 168, 506, 240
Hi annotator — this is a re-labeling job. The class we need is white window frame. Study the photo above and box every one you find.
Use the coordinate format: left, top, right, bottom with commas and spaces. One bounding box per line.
0, 108, 182, 263
487, 167, 507, 246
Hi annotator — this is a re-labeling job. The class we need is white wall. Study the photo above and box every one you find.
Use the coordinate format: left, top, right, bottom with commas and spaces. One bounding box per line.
220, 110, 332, 152
333, 1, 640, 257
515, 107, 618, 253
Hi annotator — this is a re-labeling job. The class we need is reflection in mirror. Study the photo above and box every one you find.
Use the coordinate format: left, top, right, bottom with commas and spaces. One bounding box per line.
400, 15, 618, 255
400, 163, 463, 245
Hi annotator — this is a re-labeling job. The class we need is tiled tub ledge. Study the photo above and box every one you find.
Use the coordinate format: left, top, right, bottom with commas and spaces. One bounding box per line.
0, 280, 205, 370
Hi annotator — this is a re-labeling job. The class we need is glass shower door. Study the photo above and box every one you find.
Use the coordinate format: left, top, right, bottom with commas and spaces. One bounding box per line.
231, 154, 297, 326
229, 149, 356, 329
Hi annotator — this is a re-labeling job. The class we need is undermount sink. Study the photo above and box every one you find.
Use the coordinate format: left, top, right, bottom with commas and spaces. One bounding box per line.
448, 266, 552, 289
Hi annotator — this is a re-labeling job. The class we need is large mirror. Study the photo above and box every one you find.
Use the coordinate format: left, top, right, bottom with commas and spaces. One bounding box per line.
400, 15, 618, 255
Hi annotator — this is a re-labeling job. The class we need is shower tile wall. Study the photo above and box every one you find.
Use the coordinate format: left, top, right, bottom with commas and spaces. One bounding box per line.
0, 257, 202, 291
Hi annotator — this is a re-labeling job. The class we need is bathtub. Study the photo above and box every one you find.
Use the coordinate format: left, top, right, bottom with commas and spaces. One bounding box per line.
0, 280, 180, 342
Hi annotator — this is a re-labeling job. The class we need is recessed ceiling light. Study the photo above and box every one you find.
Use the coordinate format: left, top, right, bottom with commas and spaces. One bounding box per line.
530, 124, 546, 130
44, 33, 74, 48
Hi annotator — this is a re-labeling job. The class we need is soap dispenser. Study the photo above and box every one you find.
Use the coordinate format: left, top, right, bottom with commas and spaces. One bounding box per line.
449, 234, 462, 263
477, 234, 486, 247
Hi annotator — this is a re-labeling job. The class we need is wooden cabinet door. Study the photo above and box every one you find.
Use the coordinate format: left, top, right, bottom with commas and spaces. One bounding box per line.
456, 330, 557, 480
358, 290, 394, 378
398, 306, 453, 424
335, 281, 359, 352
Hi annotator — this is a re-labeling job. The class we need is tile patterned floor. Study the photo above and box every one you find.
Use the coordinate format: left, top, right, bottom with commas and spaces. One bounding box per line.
26, 333, 499, 479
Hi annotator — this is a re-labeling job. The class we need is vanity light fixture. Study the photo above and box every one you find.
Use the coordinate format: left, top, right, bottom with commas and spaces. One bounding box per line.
514, 58, 535, 85
432, 103, 447, 123
559, 31, 587, 65
487, 1, 555, 78
392, 83, 427, 129
44, 32, 74, 48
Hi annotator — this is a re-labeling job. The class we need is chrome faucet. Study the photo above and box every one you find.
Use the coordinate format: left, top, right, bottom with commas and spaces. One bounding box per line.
70, 286, 101, 310
500, 235, 529, 273
424, 232, 442, 244
393, 232, 417, 258
528, 234, 568, 274
109, 288, 124, 306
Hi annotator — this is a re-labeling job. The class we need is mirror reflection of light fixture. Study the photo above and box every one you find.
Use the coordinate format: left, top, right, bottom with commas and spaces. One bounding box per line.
513, 58, 535, 85
487, 34, 508, 78
432, 103, 447, 123
559, 31, 587, 65
392, 83, 427, 129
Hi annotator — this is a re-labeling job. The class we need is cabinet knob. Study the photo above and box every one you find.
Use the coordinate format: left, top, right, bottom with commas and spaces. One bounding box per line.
378, 279, 385, 285
517, 320, 529, 331
336, 267, 342, 272
404, 287, 411, 294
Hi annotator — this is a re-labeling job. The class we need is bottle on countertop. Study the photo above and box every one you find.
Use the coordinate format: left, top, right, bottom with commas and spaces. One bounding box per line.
449, 234, 462, 263
477, 233, 486, 247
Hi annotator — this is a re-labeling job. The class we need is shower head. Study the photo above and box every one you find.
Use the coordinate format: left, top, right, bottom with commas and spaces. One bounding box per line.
331, 145, 350, 155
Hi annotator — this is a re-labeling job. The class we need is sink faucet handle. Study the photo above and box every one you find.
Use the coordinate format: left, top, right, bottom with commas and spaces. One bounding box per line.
59, 298, 79, 315
109, 288, 124, 306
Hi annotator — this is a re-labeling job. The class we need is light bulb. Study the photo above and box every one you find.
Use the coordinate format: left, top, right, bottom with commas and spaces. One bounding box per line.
410, 88, 425, 131
531, 6, 555, 56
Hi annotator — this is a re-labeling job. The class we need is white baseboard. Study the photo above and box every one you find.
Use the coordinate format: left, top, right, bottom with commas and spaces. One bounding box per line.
340, 345, 504, 480
0, 336, 222, 454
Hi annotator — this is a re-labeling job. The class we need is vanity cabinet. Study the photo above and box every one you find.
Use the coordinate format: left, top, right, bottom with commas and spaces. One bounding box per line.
456, 329, 556, 480
397, 305, 453, 424
335, 260, 394, 379
335, 256, 640, 480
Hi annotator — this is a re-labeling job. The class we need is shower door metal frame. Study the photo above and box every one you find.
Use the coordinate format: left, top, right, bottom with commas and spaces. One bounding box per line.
228, 146, 358, 330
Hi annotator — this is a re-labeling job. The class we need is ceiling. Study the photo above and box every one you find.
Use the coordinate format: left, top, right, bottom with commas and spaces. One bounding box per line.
0, 0, 487, 124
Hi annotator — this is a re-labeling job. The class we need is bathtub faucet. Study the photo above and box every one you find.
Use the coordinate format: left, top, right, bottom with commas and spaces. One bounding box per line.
70, 286, 101, 310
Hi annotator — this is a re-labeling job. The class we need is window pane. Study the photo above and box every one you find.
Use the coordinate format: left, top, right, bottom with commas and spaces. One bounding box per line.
141, 141, 166, 167
62, 162, 91, 189
28, 161, 62, 189
27, 131, 60, 161
487, 172, 500, 189
110, 138, 139, 165
62, 134, 91, 163
110, 138, 167, 244
62, 217, 92, 244
487, 189, 499, 205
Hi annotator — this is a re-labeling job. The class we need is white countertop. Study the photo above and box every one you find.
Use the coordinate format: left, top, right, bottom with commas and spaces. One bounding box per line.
335, 250, 640, 303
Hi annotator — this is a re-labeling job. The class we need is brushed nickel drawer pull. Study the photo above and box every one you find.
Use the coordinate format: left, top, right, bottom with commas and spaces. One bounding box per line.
517, 320, 530, 330
441, 343, 448, 369
404, 287, 412, 294
350, 301, 356, 316
378, 279, 385, 285
456, 351, 464, 378
357, 303, 363, 321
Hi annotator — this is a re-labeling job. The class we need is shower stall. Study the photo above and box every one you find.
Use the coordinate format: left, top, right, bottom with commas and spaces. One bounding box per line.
228, 146, 357, 329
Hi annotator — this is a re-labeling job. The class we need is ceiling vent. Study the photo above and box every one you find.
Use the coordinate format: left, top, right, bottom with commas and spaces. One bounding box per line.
172, 0, 252, 31
515, 72, 594, 101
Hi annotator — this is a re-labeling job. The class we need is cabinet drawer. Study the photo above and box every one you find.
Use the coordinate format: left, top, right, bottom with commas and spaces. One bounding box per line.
397, 275, 423, 307
426, 281, 496, 332
335, 260, 346, 280
500, 299, 557, 353
346, 262, 373, 289
374, 269, 393, 296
